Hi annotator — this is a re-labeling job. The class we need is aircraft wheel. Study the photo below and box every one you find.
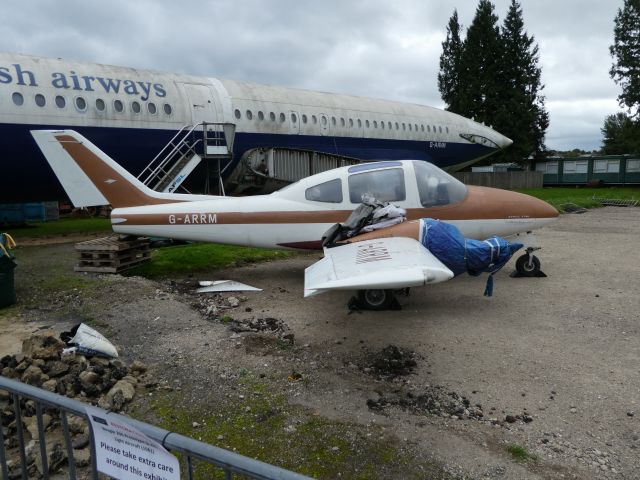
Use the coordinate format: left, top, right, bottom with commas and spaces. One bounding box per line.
515, 254, 541, 277
358, 289, 394, 310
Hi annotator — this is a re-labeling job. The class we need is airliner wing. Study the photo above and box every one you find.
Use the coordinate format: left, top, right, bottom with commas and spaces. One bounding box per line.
304, 236, 454, 297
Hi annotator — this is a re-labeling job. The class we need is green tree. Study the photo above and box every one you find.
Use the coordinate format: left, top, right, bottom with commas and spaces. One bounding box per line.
495, 0, 548, 164
438, 10, 465, 114
601, 112, 640, 154
458, 0, 503, 125
610, 0, 640, 117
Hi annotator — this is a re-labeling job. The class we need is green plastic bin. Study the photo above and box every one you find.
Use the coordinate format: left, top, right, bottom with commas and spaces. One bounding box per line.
0, 234, 16, 308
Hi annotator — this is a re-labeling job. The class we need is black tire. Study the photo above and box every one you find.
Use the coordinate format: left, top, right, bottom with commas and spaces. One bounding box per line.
515, 254, 541, 277
358, 289, 394, 310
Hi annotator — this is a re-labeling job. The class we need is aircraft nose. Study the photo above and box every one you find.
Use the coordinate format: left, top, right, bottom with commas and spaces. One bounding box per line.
496, 132, 513, 149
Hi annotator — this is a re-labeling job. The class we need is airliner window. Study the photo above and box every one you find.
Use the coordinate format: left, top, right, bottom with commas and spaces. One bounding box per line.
408, 124, 412, 131
446, 126, 449, 133
381, 121, 385, 129
312, 115, 317, 124
55, 95, 66, 108
331, 117, 337, 126
349, 168, 405, 203
35, 94, 46, 107
427, 125, 431, 132
373, 120, 377, 128
96, 98, 106, 112
114, 100, 124, 113
258, 111, 264, 120
357, 119, 362, 128
164, 104, 172, 115
439, 126, 442, 133
321, 116, 327, 126
415, 124, 418, 131
349, 118, 354, 127
432, 125, 436, 132
291, 113, 297, 123
12, 92, 24, 106
132, 101, 141, 114
395, 122, 399, 130
234, 109, 241, 119
305, 179, 343, 203
365, 120, 370, 128
270, 112, 276, 121
421, 125, 425, 132
340, 118, 345, 127
246, 110, 253, 120
388, 121, 392, 129
301, 114, 307, 123
279, 113, 285, 123
413, 160, 467, 207
75, 97, 87, 112
148, 102, 157, 114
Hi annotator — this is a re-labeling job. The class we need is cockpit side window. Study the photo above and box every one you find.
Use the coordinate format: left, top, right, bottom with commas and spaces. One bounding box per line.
413, 161, 467, 207
348, 168, 405, 203
305, 178, 343, 203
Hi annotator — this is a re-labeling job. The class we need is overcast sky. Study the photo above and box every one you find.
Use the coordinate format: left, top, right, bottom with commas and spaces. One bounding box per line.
2, 0, 625, 151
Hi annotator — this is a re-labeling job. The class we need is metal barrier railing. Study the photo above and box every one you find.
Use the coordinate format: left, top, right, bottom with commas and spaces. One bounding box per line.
0, 376, 312, 480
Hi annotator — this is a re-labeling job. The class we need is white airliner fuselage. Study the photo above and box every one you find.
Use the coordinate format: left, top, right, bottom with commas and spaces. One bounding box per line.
1, 53, 511, 202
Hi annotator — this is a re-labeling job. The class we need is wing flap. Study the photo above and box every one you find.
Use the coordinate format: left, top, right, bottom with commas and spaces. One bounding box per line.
304, 237, 453, 297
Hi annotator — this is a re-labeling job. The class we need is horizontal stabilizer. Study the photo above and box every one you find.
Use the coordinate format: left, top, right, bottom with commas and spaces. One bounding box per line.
304, 236, 453, 297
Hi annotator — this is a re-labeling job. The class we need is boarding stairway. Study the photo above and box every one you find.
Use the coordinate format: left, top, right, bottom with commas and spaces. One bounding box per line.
137, 122, 236, 195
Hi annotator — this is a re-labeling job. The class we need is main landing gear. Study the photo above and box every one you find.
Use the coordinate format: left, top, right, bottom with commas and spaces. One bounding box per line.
512, 247, 547, 278
349, 288, 404, 311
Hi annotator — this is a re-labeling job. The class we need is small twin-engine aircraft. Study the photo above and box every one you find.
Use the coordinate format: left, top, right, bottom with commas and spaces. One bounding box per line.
31, 130, 558, 309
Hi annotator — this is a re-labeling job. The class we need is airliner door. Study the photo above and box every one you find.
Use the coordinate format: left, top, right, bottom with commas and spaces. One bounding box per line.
320, 113, 329, 136
181, 83, 219, 124
289, 111, 300, 134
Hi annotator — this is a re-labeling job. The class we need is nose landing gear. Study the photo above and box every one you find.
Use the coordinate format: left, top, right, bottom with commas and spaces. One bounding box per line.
513, 247, 547, 278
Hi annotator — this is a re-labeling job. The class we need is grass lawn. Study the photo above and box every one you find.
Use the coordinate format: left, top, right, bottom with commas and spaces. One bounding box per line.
5, 217, 112, 238
516, 186, 640, 210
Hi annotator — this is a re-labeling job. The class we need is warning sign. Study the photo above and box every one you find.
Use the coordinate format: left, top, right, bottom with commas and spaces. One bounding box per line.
86, 406, 180, 480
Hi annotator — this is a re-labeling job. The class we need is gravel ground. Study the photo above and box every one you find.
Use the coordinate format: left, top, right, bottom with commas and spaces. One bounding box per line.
2, 206, 639, 479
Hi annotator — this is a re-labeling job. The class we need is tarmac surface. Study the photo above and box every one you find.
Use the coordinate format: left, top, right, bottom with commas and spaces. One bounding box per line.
2, 206, 639, 479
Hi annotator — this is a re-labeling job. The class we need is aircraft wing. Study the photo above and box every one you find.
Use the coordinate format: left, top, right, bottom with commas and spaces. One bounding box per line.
304, 236, 454, 297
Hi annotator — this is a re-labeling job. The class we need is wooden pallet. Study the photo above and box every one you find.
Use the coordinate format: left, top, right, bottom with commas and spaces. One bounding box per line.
75, 235, 151, 273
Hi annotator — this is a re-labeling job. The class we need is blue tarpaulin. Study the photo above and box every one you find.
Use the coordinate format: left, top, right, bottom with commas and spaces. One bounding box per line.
419, 219, 523, 296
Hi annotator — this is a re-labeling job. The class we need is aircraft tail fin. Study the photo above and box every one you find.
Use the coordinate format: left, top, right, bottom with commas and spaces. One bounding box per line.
31, 130, 184, 208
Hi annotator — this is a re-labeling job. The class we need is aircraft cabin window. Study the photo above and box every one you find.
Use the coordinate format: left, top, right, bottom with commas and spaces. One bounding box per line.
114, 99, 124, 113
357, 119, 362, 128
95, 98, 106, 112
439, 126, 442, 133
35, 94, 46, 107
413, 160, 467, 207
12, 92, 24, 106
446, 126, 449, 133
395, 122, 399, 130
234, 109, 241, 119
291, 113, 297, 123
301, 114, 307, 123
349, 118, 354, 127
131, 101, 141, 114
331, 117, 337, 126
321, 116, 327, 126
365, 120, 370, 128
55, 95, 66, 108
402, 123, 406, 130
349, 168, 406, 203
408, 124, 412, 131
246, 110, 253, 120
432, 125, 436, 132
305, 178, 343, 203
312, 115, 317, 124
381, 121, 385, 129
373, 120, 378, 128
148, 102, 157, 114
421, 125, 425, 132
388, 121, 392, 129
75, 97, 87, 112
340, 117, 345, 127
427, 125, 431, 132
279, 113, 285, 123
258, 111, 264, 121
270, 112, 276, 121
164, 104, 172, 115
